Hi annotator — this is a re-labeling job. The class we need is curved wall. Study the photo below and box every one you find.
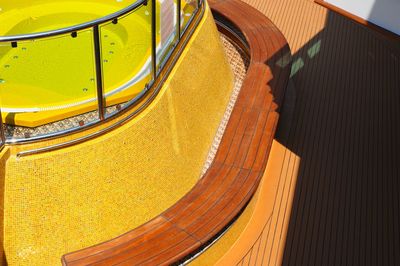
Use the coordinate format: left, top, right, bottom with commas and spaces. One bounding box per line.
1, 6, 234, 265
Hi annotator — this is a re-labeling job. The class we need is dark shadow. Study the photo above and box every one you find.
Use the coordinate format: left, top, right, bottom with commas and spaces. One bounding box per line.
267, 6, 400, 266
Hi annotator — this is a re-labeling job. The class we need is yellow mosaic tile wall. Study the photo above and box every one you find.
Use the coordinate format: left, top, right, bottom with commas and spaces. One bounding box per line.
2, 6, 234, 265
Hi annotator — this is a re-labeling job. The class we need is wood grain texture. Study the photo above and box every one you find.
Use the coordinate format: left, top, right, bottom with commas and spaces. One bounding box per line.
237, 0, 400, 265
61, 0, 291, 265
234, 144, 299, 266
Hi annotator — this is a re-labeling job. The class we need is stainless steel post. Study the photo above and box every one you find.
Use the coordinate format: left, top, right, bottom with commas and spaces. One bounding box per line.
152, 0, 157, 79
0, 109, 5, 147
93, 25, 106, 120
177, 0, 181, 38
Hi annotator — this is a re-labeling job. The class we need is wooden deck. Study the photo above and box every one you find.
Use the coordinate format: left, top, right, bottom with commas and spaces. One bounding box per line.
240, 0, 400, 265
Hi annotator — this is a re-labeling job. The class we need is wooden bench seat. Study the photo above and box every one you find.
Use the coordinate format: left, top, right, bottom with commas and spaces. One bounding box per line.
62, 0, 291, 264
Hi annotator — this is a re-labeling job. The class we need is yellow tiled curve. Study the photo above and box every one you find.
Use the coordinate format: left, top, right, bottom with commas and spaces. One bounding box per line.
2, 6, 234, 266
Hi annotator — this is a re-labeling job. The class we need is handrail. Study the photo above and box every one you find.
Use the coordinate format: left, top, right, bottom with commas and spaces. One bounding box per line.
0, 0, 148, 144
16, 0, 205, 157
0, 0, 204, 147
0, 0, 147, 42
0, 0, 203, 146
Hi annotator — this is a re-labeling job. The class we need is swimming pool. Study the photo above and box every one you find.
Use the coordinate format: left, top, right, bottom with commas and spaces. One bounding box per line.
0, 0, 198, 127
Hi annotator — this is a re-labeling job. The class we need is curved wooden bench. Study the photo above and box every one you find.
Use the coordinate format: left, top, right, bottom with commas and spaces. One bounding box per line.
62, 0, 291, 265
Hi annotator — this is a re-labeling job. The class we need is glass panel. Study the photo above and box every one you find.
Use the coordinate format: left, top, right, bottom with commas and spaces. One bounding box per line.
0, 29, 98, 140
180, 0, 198, 33
100, 4, 152, 112
157, 0, 179, 67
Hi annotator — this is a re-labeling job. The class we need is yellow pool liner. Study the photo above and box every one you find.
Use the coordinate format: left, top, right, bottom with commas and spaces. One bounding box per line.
0, 0, 195, 127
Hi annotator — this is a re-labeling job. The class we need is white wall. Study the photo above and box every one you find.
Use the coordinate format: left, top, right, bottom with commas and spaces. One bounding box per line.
325, 0, 400, 35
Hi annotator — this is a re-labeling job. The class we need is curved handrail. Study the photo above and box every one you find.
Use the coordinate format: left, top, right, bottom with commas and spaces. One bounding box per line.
0, 0, 203, 147
10, 0, 204, 152
0, 0, 147, 42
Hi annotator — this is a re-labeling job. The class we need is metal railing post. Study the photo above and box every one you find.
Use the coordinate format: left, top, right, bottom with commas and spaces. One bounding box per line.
177, 0, 181, 38
151, 0, 157, 79
0, 109, 5, 148
93, 25, 106, 120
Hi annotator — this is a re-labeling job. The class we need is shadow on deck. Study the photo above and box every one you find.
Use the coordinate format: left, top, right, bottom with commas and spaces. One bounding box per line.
272, 6, 400, 266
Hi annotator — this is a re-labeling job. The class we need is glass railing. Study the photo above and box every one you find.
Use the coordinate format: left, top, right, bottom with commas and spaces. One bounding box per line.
0, 0, 203, 146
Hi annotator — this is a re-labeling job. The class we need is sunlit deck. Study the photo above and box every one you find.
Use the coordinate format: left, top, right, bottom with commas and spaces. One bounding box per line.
241, 0, 400, 264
